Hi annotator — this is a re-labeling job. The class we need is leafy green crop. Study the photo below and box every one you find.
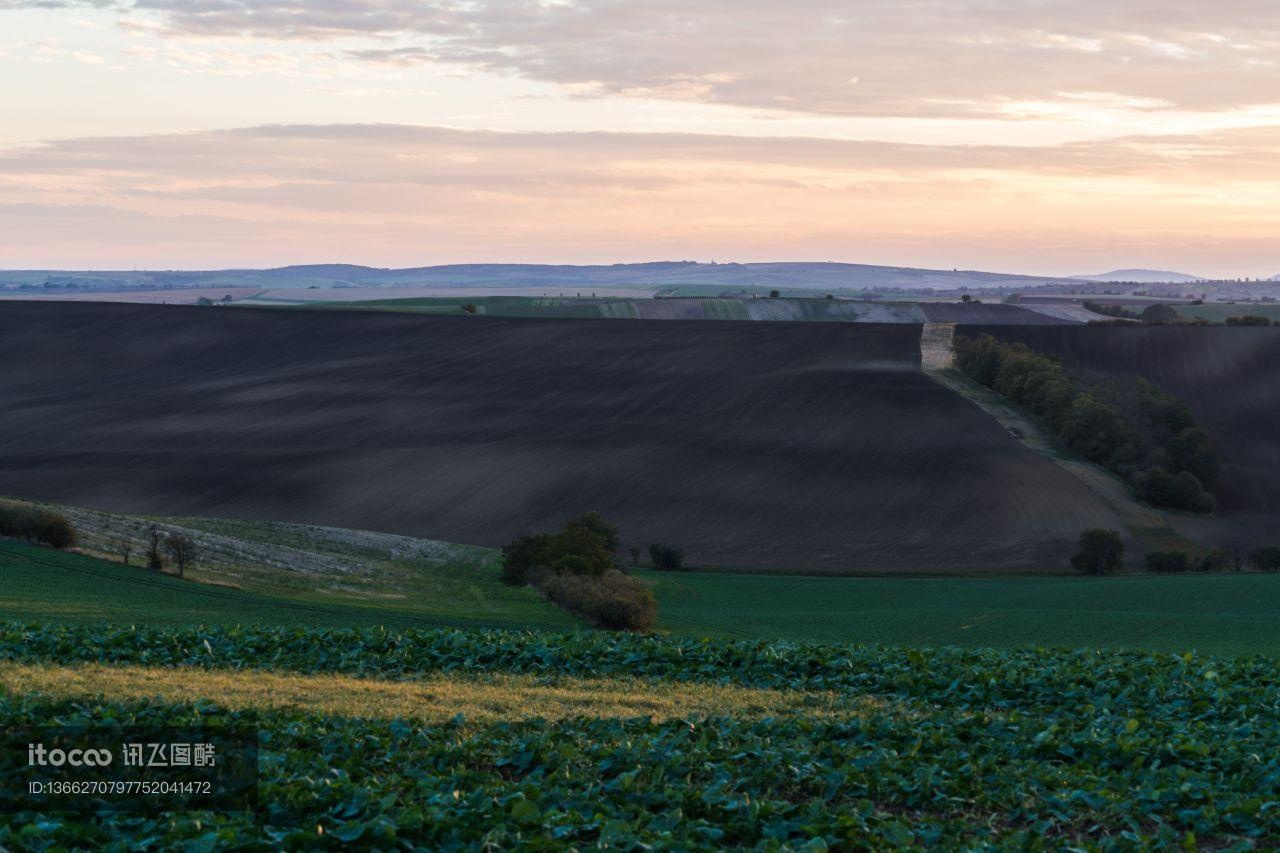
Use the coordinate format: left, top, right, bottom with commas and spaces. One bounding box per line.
2, 623, 1278, 848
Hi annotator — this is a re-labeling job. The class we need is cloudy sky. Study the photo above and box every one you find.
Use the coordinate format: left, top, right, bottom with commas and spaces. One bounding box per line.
1, 1, 1278, 276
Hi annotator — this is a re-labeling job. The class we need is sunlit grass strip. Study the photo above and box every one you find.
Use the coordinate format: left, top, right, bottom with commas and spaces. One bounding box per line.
0, 663, 865, 724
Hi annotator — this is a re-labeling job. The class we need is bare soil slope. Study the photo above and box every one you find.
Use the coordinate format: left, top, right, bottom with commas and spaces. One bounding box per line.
0, 302, 1123, 572
968, 325, 1280, 546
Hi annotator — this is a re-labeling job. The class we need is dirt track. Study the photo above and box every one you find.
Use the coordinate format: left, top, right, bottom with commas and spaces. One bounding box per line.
0, 302, 1128, 572
968, 324, 1280, 547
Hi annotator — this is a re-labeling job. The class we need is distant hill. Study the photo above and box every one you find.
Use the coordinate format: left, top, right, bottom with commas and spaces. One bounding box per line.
1069, 269, 1205, 283
0, 261, 1084, 293
1270, 273, 1280, 282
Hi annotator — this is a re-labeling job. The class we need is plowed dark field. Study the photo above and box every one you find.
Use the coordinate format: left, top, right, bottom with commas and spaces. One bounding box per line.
968, 324, 1280, 546
0, 302, 1124, 572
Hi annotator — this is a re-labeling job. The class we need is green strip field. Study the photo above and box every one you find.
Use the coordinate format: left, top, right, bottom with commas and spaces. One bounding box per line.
646, 570, 1280, 656
1175, 303, 1280, 323
6, 537, 1280, 655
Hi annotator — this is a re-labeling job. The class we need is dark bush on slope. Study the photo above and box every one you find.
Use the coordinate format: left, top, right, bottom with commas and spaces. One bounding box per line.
0, 503, 75, 549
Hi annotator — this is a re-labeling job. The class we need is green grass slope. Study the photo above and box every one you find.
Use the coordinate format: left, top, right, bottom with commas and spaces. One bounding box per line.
0, 540, 574, 631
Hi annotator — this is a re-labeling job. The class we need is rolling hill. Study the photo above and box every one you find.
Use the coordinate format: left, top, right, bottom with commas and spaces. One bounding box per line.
0, 301, 1123, 573
1069, 269, 1204, 283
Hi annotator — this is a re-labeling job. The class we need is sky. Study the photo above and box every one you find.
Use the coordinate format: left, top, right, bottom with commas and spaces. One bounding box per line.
0, 1, 1277, 277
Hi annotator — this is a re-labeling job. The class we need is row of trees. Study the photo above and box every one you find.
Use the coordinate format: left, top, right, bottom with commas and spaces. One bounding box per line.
955, 334, 1219, 513
502, 513, 657, 631
1073, 530, 1280, 574
124, 525, 199, 577
1081, 302, 1197, 324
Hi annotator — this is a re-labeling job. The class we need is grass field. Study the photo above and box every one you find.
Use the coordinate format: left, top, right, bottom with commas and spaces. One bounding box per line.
645, 570, 1280, 655
1175, 303, 1280, 323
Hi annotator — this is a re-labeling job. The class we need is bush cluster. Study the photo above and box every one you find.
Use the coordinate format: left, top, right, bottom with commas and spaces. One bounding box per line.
0, 503, 75, 549
1225, 315, 1274, 326
501, 512, 656, 631
1142, 546, 1279, 573
539, 571, 657, 631
1252, 546, 1280, 572
1145, 550, 1191, 574
955, 334, 1219, 513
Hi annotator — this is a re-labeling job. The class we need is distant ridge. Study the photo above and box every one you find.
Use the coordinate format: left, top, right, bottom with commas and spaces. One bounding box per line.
1069, 269, 1204, 283
0, 261, 1085, 292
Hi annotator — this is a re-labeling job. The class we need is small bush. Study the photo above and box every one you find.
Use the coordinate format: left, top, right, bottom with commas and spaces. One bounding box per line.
460, 303, 478, 314
1071, 529, 1123, 575
1196, 549, 1231, 573
1141, 303, 1180, 324
1225, 315, 1273, 326
540, 570, 657, 631
1145, 550, 1190, 574
0, 503, 76, 549
649, 543, 685, 571
1251, 546, 1280, 572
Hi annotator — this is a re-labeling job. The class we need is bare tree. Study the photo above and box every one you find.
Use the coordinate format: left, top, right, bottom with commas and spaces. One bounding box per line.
163, 532, 198, 578
146, 525, 164, 570
113, 535, 134, 566
1226, 537, 1253, 572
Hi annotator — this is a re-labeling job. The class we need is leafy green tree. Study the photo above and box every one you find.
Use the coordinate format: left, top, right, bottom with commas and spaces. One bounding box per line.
649, 544, 685, 571
1071, 529, 1124, 575
1168, 427, 1219, 489
500, 512, 618, 585
564, 511, 620, 553
501, 532, 554, 586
